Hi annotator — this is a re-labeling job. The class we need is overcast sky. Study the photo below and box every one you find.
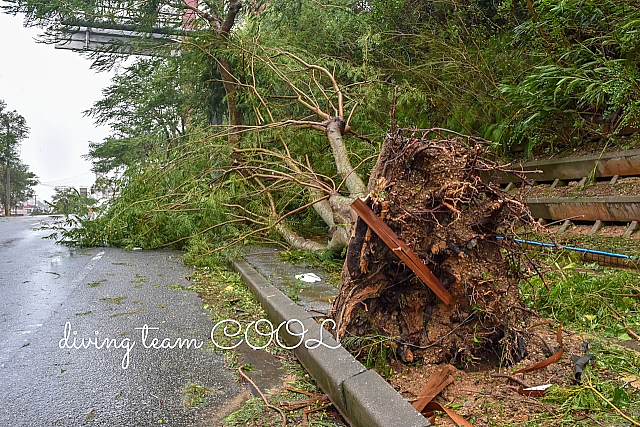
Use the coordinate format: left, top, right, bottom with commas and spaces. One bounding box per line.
0, 13, 114, 203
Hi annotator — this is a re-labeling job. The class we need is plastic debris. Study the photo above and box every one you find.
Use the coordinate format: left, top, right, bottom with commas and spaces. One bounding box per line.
571, 353, 594, 383
517, 384, 553, 397
295, 273, 322, 283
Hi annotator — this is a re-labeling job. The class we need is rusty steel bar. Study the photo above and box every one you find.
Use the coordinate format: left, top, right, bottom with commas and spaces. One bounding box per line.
526, 196, 640, 222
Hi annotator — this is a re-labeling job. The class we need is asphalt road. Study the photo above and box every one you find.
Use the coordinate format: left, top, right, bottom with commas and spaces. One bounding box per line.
0, 216, 244, 426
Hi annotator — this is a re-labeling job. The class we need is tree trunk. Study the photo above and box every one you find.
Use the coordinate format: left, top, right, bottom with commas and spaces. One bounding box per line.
4, 164, 9, 217
332, 134, 532, 366
275, 222, 326, 251
218, 56, 243, 148
325, 117, 366, 196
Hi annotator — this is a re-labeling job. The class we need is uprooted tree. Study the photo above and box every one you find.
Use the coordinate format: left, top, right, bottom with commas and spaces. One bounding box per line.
7, 0, 640, 259
4, 0, 376, 252
333, 131, 538, 366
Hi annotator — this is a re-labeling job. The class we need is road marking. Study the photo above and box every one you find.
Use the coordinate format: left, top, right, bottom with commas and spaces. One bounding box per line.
72, 250, 107, 283
91, 251, 105, 261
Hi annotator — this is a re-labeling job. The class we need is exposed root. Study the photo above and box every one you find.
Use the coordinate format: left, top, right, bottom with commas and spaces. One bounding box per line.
333, 131, 539, 366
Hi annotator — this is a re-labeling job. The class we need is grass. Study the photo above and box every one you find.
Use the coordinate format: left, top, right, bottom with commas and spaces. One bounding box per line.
523, 268, 640, 339
283, 278, 308, 302
189, 267, 265, 328
342, 334, 398, 378
278, 249, 344, 287
515, 246, 640, 426
110, 309, 146, 318
86, 280, 105, 287
188, 265, 344, 426
181, 380, 219, 407
223, 358, 344, 427
101, 296, 126, 304
521, 230, 640, 260
190, 267, 280, 351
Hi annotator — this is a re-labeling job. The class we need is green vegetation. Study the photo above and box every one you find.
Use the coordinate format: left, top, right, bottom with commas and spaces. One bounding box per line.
342, 334, 398, 378
187, 267, 343, 426
5, 0, 640, 424
100, 296, 126, 304
279, 249, 344, 284
524, 268, 640, 338
0, 161, 38, 212
224, 359, 343, 427
131, 274, 148, 283
510, 246, 640, 427
181, 381, 219, 407
47, 187, 97, 216
86, 280, 105, 287
189, 267, 265, 328
0, 99, 37, 216
8, 0, 638, 257
110, 309, 145, 318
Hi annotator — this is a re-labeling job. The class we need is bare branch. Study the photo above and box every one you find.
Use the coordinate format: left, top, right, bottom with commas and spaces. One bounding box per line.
280, 51, 344, 118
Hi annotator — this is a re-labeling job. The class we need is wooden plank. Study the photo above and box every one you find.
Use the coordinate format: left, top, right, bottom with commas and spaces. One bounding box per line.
588, 219, 603, 236
424, 402, 475, 427
412, 364, 456, 412
351, 198, 452, 305
624, 220, 639, 238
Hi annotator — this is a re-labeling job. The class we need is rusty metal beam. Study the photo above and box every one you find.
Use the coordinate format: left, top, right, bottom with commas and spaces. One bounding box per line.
488, 149, 640, 184
526, 196, 640, 222
351, 199, 451, 305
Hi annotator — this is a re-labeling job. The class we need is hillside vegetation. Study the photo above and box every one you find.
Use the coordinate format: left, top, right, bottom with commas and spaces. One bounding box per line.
6, 0, 639, 255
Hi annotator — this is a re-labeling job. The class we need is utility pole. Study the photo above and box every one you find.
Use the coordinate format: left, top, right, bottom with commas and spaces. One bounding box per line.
4, 163, 9, 217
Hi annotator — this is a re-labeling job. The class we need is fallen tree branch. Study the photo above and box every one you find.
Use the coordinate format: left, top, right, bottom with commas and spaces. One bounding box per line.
238, 366, 287, 427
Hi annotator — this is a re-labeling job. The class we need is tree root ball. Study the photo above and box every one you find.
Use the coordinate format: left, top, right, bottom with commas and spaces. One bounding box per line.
332, 132, 535, 367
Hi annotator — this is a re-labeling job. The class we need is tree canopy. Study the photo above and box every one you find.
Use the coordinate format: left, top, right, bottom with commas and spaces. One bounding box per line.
0, 159, 38, 206
5, 0, 640, 253
0, 99, 29, 164
0, 99, 37, 214
48, 186, 96, 215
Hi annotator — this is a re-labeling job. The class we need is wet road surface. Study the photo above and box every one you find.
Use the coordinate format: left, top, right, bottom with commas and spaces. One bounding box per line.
0, 216, 244, 426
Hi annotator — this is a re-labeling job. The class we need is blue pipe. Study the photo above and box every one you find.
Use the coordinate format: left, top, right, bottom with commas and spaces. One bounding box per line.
500, 237, 638, 260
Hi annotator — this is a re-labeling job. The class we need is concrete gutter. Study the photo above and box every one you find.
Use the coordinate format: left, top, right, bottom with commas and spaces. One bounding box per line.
232, 259, 431, 427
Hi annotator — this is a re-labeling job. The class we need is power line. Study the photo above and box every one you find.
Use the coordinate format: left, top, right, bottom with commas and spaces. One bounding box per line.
39, 172, 93, 185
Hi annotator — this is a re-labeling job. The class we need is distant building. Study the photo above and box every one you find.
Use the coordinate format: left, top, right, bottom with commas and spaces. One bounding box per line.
9, 200, 47, 216
53, 186, 91, 197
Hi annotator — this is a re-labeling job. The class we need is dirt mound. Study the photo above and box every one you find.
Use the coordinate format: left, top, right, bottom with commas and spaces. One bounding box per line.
333, 132, 537, 366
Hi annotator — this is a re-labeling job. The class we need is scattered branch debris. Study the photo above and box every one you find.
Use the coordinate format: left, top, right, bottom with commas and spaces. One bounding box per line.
513, 326, 564, 375
411, 364, 456, 412
490, 374, 531, 388
238, 365, 287, 427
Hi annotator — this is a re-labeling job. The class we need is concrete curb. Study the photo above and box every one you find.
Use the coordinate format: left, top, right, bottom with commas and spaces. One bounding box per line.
232, 259, 431, 427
